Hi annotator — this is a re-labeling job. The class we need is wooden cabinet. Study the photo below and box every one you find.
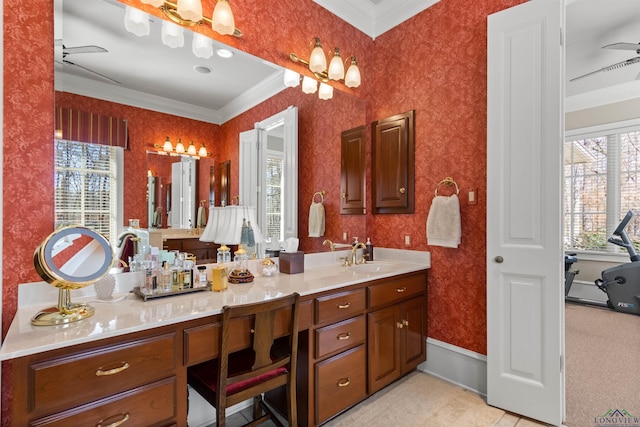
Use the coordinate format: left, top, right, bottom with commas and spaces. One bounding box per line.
340, 125, 366, 215
367, 274, 427, 394
13, 328, 180, 427
371, 110, 415, 214
163, 237, 217, 261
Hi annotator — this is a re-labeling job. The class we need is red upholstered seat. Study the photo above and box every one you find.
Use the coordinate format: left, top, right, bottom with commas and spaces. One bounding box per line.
187, 293, 300, 427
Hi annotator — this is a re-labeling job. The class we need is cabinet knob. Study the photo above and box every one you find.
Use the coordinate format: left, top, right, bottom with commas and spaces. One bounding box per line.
342, 192, 347, 198
95, 362, 130, 376
403, 319, 409, 326
336, 302, 351, 309
494, 256, 504, 263
337, 332, 351, 340
399, 187, 406, 194
337, 378, 351, 387
396, 322, 404, 329
96, 412, 130, 427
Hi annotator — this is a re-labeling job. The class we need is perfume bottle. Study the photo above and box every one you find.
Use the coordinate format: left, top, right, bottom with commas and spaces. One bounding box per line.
160, 261, 172, 293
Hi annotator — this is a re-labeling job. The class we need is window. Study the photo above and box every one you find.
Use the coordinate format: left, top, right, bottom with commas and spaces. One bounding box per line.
265, 155, 283, 242
564, 120, 640, 253
54, 140, 122, 244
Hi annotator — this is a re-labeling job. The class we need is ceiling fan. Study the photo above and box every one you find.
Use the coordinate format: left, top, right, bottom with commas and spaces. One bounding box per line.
570, 41, 640, 82
55, 40, 121, 85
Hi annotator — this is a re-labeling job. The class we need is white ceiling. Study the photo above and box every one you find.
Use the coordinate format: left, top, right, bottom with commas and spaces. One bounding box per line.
55, 0, 640, 125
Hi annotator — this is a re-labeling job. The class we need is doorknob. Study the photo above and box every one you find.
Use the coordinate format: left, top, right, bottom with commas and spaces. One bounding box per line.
494, 256, 504, 263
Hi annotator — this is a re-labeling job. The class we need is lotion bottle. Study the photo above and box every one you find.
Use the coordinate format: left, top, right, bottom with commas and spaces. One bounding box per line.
366, 237, 374, 261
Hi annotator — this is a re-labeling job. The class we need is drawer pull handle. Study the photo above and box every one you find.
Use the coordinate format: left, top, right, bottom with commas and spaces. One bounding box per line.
396, 322, 404, 329
337, 332, 351, 340
96, 412, 130, 427
337, 378, 351, 387
396, 287, 407, 293
337, 302, 351, 309
95, 362, 130, 377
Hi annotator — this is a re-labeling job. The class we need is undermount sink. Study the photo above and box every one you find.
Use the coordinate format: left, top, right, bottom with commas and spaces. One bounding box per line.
351, 262, 395, 274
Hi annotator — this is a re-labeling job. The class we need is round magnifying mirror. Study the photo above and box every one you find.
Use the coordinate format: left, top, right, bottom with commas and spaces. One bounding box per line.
32, 225, 114, 326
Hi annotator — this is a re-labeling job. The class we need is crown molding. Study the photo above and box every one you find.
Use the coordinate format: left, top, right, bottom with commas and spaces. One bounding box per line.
565, 80, 640, 113
55, 70, 287, 126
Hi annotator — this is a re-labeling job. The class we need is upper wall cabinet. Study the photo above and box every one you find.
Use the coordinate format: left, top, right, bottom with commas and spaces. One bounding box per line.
341, 126, 367, 215
372, 110, 415, 214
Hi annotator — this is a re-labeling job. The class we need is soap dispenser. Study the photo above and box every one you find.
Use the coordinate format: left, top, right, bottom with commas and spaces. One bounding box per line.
366, 237, 374, 261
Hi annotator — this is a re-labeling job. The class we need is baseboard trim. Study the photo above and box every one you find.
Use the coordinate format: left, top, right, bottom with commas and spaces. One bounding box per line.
418, 337, 488, 397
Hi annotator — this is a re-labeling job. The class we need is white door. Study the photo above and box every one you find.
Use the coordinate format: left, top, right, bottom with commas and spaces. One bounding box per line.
487, 1, 564, 425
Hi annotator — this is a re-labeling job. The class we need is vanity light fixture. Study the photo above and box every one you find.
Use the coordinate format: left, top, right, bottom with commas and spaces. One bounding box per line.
157, 136, 209, 157
289, 37, 361, 88
138, 0, 242, 37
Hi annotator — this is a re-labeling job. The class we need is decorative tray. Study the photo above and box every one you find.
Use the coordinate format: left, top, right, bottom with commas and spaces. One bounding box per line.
131, 284, 211, 301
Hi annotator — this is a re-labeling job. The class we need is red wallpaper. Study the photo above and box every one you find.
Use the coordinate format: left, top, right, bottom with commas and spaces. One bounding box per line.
2, 0, 525, 425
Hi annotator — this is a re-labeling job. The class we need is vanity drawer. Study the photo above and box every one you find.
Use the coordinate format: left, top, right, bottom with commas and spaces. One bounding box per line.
29, 333, 176, 415
368, 274, 426, 310
315, 288, 366, 325
30, 377, 176, 427
315, 315, 366, 359
315, 344, 367, 425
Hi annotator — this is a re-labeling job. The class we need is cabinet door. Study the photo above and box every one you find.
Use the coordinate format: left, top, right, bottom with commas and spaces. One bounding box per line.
367, 305, 401, 394
401, 296, 427, 371
340, 125, 366, 214
372, 110, 415, 214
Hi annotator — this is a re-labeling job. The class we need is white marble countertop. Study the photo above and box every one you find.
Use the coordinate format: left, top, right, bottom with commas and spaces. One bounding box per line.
0, 248, 429, 361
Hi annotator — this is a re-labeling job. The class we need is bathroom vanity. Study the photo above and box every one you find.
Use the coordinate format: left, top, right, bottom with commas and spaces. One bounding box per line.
1, 249, 429, 426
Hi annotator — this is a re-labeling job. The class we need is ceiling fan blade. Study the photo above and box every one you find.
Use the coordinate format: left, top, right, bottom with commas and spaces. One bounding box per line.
570, 57, 640, 82
63, 45, 108, 55
63, 59, 121, 85
603, 42, 640, 51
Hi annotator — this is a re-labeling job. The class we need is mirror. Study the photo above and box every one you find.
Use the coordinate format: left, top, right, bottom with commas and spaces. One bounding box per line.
147, 151, 198, 229
33, 225, 114, 325
55, 0, 367, 250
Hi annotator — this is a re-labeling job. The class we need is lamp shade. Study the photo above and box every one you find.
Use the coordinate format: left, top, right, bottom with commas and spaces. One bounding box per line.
318, 83, 333, 100
328, 48, 345, 80
309, 37, 327, 73
175, 139, 186, 153
200, 206, 263, 245
192, 32, 214, 58
163, 136, 173, 152
161, 20, 185, 48
345, 56, 361, 88
212, 0, 235, 35
283, 69, 300, 87
124, 6, 150, 37
302, 76, 318, 94
177, 0, 203, 22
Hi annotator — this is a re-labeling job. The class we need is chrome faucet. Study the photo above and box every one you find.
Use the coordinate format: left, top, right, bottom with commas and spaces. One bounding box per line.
323, 239, 335, 252
352, 242, 368, 265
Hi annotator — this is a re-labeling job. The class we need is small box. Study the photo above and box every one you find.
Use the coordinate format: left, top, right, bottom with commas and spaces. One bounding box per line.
279, 251, 304, 274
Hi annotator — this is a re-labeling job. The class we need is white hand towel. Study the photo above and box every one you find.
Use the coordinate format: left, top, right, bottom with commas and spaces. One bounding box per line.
426, 194, 461, 248
308, 201, 325, 237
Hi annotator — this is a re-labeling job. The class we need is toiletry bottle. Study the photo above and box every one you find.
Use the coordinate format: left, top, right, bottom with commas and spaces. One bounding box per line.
366, 237, 374, 261
182, 260, 193, 289
171, 263, 181, 291
197, 265, 207, 288
160, 261, 172, 293
352, 237, 359, 247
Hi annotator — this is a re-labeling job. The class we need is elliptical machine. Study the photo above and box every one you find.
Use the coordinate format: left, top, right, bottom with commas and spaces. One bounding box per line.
595, 210, 640, 315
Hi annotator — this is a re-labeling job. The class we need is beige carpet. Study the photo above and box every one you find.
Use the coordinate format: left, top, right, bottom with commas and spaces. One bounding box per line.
323, 371, 534, 427
565, 303, 640, 427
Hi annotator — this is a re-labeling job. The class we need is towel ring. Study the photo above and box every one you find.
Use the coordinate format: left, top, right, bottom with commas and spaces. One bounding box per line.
435, 177, 459, 196
312, 191, 325, 203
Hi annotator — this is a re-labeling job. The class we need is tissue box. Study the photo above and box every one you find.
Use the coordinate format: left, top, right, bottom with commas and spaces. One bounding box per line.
279, 251, 304, 274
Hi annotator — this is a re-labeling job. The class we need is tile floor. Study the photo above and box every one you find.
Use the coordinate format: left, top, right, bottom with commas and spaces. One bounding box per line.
203, 372, 550, 427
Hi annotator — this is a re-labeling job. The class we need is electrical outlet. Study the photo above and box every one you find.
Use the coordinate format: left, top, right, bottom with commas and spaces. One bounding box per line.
343, 232, 348, 241
405, 235, 411, 246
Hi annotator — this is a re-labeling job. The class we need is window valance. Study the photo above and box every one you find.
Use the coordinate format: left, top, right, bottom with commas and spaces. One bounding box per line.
55, 107, 129, 149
